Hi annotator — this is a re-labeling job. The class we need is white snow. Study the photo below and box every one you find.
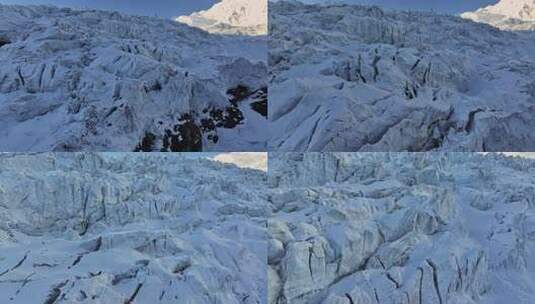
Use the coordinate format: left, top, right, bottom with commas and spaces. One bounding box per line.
269, 1, 535, 152
461, 0, 535, 30
213, 152, 268, 171
0, 152, 267, 303
0, 4, 267, 152
176, 0, 268, 36
268, 152, 535, 304
501, 152, 535, 158
481, 0, 535, 20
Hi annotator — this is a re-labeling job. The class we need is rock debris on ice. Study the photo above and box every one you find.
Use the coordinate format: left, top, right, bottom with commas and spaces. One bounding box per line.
0, 4, 267, 152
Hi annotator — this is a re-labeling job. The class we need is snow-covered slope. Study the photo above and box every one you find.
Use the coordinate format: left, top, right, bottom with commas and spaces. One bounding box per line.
268, 152, 535, 304
0, 4, 267, 152
0, 153, 267, 303
213, 152, 268, 171
462, 0, 535, 31
269, 1, 535, 152
177, 0, 267, 36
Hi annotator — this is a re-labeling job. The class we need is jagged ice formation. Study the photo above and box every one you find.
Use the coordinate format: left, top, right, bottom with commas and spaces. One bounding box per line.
0, 5, 267, 152
0, 153, 267, 303
268, 152, 535, 304
269, 1, 535, 152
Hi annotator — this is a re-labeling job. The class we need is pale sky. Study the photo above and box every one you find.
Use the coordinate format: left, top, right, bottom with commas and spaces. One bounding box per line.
273, 0, 499, 15
1, 0, 504, 16
0, 0, 217, 18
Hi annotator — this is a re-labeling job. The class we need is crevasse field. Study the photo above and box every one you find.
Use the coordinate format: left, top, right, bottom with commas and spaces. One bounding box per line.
0, 153, 268, 303
1, 0, 535, 303
268, 1, 535, 152
268, 152, 535, 304
2, 153, 534, 303
0, 3, 267, 152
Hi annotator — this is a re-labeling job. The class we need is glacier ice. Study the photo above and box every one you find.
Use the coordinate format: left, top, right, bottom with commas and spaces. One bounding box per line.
2, 151, 534, 303
0, 153, 267, 303
268, 1, 535, 152
268, 152, 535, 304
0, 4, 267, 152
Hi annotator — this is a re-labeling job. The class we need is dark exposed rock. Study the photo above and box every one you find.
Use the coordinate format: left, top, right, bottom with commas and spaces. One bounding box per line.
207, 134, 219, 143
222, 107, 245, 128
134, 132, 156, 152
227, 84, 251, 105
209, 106, 244, 129
161, 115, 202, 152
251, 100, 267, 117
249, 87, 268, 117
200, 118, 216, 132
173, 259, 191, 274
0, 37, 10, 48
134, 97, 250, 152
143, 80, 162, 93
250, 87, 268, 117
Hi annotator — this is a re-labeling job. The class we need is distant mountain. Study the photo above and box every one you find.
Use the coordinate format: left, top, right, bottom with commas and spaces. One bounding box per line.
461, 0, 535, 30
213, 152, 267, 171
176, 0, 267, 36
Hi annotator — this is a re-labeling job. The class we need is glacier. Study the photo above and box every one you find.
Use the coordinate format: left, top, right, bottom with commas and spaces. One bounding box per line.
0, 4, 267, 152
0, 152, 267, 303
268, 152, 535, 304
268, 1, 535, 152
1, 151, 534, 304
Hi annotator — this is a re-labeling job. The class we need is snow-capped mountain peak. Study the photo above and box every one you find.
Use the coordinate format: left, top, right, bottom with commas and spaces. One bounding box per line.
461, 0, 535, 30
213, 152, 267, 171
176, 0, 267, 36
484, 0, 535, 20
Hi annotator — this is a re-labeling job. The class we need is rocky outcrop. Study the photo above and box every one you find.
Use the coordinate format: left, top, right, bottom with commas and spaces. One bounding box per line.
0, 4, 267, 152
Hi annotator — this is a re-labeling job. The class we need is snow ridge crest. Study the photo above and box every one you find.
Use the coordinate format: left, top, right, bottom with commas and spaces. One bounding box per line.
461, 0, 535, 31
176, 0, 267, 36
